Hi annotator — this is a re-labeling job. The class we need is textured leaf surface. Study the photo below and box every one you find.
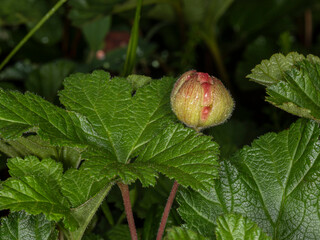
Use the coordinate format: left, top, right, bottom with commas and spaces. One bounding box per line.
136, 124, 219, 190
215, 213, 271, 240
83, 123, 219, 189
0, 88, 104, 149
164, 227, 208, 240
59, 71, 175, 163
61, 168, 110, 207
266, 60, 320, 120
247, 52, 320, 121
247, 52, 305, 86
0, 70, 219, 190
0, 156, 76, 229
0, 211, 58, 240
0, 156, 111, 230
178, 119, 320, 239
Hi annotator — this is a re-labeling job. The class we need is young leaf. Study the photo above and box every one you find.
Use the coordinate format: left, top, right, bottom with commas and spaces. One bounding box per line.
247, 52, 320, 121
246, 52, 305, 86
215, 213, 271, 240
177, 119, 320, 239
266, 60, 320, 120
0, 156, 77, 229
0, 211, 58, 240
164, 227, 208, 240
0, 156, 113, 232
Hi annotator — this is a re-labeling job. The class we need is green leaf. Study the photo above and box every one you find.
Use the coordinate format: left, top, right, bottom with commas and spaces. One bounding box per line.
61, 168, 110, 207
247, 52, 305, 86
0, 156, 114, 235
215, 213, 271, 240
0, 211, 58, 240
26, 60, 75, 102
59, 71, 133, 162
0, 135, 82, 169
247, 52, 320, 121
0, 87, 105, 149
177, 119, 320, 239
127, 74, 152, 91
59, 71, 185, 186
0, 69, 219, 191
136, 124, 219, 190
82, 16, 111, 52
266, 60, 320, 121
164, 227, 208, 240
0, 156, 77, 229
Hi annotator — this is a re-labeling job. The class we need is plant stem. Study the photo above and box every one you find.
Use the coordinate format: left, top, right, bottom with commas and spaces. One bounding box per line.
118, 182, 138, 240
156, 181, 179, 240
0, 0, 67, 71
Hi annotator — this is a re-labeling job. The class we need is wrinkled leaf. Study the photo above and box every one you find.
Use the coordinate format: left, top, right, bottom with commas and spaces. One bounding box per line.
0, 70, 219, 190
136, 124, 219, 190
0, 156, 112, 230
0, 211, 58, 240
178, 119, 320, 239
247, 52, 320, 121
0, 157, 77, 229
215, 213, 271, 240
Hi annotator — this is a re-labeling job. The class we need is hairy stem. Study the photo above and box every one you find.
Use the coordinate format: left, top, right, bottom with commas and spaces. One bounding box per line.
118, 182, 138, 240
156, 181, 179, 240
0, 0, 67, 71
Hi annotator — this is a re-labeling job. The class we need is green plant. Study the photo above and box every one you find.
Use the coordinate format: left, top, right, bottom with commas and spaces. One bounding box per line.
2, 0, 320, 239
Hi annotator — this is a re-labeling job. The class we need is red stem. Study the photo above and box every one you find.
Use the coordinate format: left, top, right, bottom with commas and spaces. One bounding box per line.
156, 181, 179, 240
118, 182, 138, 240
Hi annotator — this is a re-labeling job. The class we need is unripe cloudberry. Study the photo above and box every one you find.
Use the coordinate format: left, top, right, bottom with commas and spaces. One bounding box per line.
171, 70, 234, 131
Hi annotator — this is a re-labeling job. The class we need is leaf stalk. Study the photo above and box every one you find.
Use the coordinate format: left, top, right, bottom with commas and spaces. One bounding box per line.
118, 182, 138, 240
156, 180, 179, 240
